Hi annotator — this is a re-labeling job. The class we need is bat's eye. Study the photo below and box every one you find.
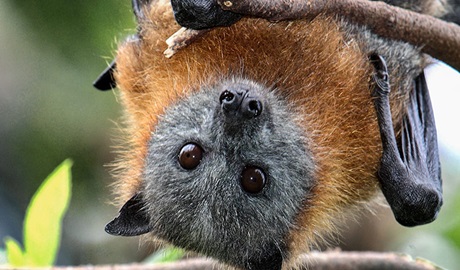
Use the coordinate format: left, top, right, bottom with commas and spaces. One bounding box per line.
241, 166, 266, 194
178, 143, 203, 170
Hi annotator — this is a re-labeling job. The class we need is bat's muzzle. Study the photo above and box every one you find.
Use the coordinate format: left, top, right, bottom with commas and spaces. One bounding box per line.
219, 87, 263, 119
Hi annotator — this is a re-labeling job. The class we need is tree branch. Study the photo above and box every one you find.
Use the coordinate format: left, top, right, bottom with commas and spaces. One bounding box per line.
216, 0, 460, 72
164, 28, 210, 58
25, 252, 440, 270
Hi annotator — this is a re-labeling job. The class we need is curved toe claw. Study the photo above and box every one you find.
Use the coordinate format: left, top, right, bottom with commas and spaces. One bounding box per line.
369, 53, 391, 97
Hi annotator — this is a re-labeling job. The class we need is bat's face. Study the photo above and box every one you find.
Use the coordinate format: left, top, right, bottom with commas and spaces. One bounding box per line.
141, 78, 314, 268
104, 2, 397, 268
104, 8, 382, 266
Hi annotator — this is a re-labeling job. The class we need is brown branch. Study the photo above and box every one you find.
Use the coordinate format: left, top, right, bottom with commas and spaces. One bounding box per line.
294, 251, 440, 270
216, 0, 460, 72
12, 252, 440, 270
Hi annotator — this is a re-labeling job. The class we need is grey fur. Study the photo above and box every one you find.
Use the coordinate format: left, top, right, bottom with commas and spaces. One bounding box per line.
341, 21, 426, 95
142, 78, 314, 268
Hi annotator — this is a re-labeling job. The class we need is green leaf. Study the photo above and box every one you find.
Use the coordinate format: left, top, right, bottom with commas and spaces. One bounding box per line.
23, 159, 73, 266
4, 237, 25, 266
143, 247, 185, 264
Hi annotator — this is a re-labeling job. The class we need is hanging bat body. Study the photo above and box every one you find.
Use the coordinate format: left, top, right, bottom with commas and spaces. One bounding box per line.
93, 0, 455, 269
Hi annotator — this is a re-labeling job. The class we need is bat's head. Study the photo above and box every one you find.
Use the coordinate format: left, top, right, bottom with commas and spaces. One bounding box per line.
106, 77, 314, 269
99, 0, 390, 268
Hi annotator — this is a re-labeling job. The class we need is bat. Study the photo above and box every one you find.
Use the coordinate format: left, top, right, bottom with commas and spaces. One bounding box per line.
93, 0, 452, 268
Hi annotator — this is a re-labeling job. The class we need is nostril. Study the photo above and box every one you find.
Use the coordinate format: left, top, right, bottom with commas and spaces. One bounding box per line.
241, 98, 263, 119
220, 89, 242, 114
248, 100, 263, 117
219, 90, 235, 104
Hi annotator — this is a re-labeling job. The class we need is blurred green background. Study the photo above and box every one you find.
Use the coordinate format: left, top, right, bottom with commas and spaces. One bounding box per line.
0, 0, 459, 268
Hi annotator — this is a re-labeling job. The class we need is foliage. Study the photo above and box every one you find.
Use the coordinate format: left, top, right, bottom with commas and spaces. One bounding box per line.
1, 0, 459, 266
7, 0, 134, 66
4, 159, 73, 267
143, 247, 185, 264
392, 154, 460, 270
1, 0, 130, 264
442, 188, 460, 248
0, 248, 6, 265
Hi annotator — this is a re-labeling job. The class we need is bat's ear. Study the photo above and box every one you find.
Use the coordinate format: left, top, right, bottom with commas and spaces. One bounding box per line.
93, 35, 140, 91
93, 60, 116, 91
93, 0, 151, 91
105, 193, 153, 236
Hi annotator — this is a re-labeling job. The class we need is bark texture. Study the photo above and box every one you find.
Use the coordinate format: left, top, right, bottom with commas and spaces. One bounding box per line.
6, 252, 440, 270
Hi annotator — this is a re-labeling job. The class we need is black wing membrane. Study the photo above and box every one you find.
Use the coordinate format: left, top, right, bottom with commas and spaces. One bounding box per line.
370, 54, 442, 227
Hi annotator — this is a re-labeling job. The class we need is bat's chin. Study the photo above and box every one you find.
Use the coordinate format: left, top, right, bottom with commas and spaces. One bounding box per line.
164, 231, 284, 270
228, 241, 284, 270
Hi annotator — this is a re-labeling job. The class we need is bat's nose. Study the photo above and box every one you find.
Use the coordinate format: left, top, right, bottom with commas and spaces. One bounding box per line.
241, 95, 263, 118
219, 88, 263, 119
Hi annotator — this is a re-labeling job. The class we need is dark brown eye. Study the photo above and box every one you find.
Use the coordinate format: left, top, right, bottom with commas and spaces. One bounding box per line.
241, 166, 266, 194
178, 143, 203, 170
